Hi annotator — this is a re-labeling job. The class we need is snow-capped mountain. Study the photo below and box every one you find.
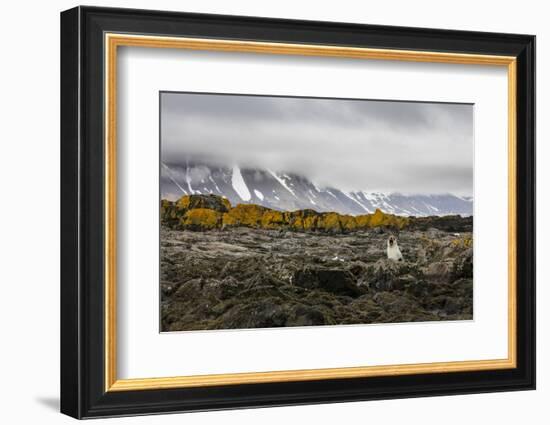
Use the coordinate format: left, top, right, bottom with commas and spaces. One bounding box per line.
161, 161, 472, 217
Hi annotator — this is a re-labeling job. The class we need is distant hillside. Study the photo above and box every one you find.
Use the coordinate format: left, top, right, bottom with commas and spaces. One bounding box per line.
161, 161, 473, 217
161, 194, 473, 233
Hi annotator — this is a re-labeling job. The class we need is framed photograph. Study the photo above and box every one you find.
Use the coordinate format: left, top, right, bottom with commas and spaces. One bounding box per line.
60, 6, 535, 419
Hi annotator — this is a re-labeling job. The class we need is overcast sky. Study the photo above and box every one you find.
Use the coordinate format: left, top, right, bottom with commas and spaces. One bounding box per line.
161, 92, 473, 196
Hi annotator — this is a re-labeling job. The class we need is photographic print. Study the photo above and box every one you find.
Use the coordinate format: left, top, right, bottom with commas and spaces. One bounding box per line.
160, 92, 474, 332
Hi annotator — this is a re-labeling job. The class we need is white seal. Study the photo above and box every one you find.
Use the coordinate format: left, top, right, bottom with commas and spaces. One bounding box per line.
387, 235, 403, 261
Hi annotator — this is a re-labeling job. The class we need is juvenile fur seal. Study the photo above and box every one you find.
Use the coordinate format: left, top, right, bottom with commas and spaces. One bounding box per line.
387, 235, 403, 261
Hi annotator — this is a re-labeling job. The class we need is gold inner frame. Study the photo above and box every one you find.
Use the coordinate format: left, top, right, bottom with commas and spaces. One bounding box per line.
104, 33, 517, 392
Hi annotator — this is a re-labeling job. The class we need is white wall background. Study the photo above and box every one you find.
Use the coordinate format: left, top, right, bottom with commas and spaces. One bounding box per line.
0, 0, 545, 423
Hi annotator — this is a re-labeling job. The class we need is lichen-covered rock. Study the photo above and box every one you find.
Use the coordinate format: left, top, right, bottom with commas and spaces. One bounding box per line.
177, 194, 231, 213
261, 209, 286, 229
317, 212, 343, 233
160, 199, 181, 227
285, 209, 319, 231
160, 195, 454, 233
180, 208, 223, 231
369, 208, 409, 229
339, 215, 358, 232
222, 204, 268, 228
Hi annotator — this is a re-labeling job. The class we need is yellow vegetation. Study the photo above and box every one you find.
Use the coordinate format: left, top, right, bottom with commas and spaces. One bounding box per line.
176, 194, 232, 212
222, 204, 267, 228
339, 215, 358, 231
261, 210, 286, 229
451, 237, 473, 248
163, 194, 411, 232
176, 196, 191, 210
180, 208, 222, 230
317, 212, 342, 232
354, 214, 372, 228
368, 208, 409, 229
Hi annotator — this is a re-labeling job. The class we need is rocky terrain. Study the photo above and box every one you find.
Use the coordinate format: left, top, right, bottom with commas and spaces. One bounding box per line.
160, 195, 473, 331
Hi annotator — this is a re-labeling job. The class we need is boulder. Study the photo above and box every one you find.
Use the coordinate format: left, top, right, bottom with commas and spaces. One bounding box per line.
364, 259, 403, 291
160, 199, 181, 227
177, 194, 231, 213
293, 267, 362, 297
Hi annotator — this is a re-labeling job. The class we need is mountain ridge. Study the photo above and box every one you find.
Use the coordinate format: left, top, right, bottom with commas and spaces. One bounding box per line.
161, 161, 473, 217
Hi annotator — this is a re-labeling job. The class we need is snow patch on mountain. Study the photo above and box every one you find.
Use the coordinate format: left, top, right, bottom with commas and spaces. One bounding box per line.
231, 165, 251, 201
253, 189, 264, 201
161, 163, 188, 195
268, 169, 296, 197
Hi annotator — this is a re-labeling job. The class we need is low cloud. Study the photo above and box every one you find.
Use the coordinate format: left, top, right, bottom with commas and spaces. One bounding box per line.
161, 92, 473, 195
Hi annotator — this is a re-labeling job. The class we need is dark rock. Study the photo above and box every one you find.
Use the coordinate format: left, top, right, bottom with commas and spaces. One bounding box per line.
409, 215, 473, 232
160, 283, 175, 297
452, 248, 473, 280
286, 304, 328, 327
293, 267, 363, 297
404, 280, 435, 298
371, 280, 393, 291
393, 273, 416, 290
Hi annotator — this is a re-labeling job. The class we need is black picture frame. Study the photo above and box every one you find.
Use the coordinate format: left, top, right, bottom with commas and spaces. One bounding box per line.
61, 5, 535, 419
